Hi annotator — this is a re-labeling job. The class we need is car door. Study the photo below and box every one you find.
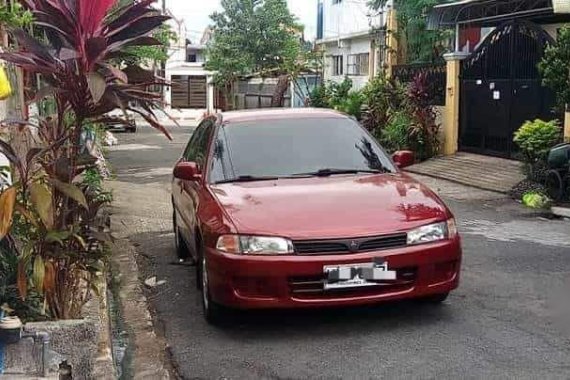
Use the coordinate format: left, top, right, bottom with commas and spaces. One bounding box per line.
174, 119, 215, 251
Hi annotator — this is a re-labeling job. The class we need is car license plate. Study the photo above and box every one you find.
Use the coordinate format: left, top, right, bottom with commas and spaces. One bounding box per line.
324, 262, 396, 290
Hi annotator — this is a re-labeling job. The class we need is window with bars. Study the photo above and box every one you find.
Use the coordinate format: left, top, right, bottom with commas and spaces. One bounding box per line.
332, 55, 343, 76
347, 53, 370, 76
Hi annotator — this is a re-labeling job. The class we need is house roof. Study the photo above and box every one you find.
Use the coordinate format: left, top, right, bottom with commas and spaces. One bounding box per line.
427, 0, 570, 29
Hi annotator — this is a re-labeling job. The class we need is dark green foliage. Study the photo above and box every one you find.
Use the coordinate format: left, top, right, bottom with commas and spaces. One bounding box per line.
308, 78, 364, 119
514, 119, 561, 182
380, 111, 411, 152
539, 26, 570, 113
206, 0, 302, 88
1, 241, 48, 321
514, 119, 561, 163
308, 84, 329, 108
361, 75, 407, 132
369, 0, 450, 63
362, 73, 440, 159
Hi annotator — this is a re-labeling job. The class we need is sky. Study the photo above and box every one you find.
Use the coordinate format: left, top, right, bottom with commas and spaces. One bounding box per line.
165, 0, 317, 43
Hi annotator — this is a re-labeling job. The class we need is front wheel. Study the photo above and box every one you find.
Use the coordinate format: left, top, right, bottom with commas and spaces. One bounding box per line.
173, 210, 188, 260
200, 254, 226, 325
546, 170, 564, 202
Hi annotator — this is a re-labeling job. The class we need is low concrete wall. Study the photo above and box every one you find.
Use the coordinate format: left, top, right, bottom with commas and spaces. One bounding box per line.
3, 319, 97, 378
1, 280, 115, 379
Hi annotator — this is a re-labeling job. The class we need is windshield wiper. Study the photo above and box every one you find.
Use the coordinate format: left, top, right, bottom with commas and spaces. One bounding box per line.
214, 175, 281, 184
292, 168, 389, 177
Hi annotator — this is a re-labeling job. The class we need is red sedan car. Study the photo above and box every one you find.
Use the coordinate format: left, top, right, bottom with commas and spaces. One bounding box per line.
172, 109, 461, 323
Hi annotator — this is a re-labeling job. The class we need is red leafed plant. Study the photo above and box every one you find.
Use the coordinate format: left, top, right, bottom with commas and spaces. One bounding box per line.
0, 0, 172, 319
406, 72, 440, 161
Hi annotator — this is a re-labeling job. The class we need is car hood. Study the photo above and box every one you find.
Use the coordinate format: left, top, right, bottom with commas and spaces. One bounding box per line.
210, 173, 450, 240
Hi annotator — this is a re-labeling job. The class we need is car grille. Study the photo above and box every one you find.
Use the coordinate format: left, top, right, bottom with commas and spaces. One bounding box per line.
288, 267, 417, 297
293, 233, 407, 255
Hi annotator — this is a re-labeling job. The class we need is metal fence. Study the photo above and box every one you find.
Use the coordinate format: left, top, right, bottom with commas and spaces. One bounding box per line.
392, 63, 447, 106
234, 78, 291, 110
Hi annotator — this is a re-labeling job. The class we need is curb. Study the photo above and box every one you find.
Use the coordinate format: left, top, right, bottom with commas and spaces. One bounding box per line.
109, 238, 171, 379
551, 206, 570, 218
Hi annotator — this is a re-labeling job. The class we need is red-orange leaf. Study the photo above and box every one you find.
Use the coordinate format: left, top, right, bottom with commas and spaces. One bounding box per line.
0, 187, 16, 240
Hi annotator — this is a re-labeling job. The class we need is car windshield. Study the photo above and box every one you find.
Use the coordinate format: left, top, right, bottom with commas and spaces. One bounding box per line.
209, 116, 396, 184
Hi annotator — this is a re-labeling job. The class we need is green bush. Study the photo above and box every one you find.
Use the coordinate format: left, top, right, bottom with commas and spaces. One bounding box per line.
361, 75, 407, 132
0, 241, 47, 321
381, 111, 411, 153
328, 77, 353, 108
514, 119, 561, 163
308, 84, 329, 108
335, 91, 364, 120
539, 26, 570, 112
308, 78, 364, 120
522, 191, 551, 209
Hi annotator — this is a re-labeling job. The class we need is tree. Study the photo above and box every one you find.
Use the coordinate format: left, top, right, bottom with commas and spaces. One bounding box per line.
205, 0, 302, 107
369, 0, 450, 63
539, 26, 570, 113
123, 24, 176, 67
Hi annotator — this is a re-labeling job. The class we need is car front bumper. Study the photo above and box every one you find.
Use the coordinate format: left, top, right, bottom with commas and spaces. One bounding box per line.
206, 237, 462, 309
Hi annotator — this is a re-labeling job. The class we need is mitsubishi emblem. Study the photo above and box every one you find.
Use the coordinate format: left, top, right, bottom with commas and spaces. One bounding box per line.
349, 240, 359, 252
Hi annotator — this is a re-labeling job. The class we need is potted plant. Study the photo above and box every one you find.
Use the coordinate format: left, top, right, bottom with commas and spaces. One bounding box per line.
0, 307, 22, 344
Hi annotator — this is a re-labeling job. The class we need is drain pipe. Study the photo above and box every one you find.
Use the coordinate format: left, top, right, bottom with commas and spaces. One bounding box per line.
21, 331, 50, 377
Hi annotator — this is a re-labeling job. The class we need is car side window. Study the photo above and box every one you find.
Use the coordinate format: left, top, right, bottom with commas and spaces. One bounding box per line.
182, 120, 214, 170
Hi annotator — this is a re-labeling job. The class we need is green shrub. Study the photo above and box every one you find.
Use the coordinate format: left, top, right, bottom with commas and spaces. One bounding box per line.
308, 78, 364, 119
0, 241, 47, 321
539, 26, 570, 112
514, 119, 561, 163
335, 91, 364, 119
361, 75, 407, 132
381, 111, 411, 153
522, 191, 551, 209
309, 84, 329, 108
328, 77, 353, 108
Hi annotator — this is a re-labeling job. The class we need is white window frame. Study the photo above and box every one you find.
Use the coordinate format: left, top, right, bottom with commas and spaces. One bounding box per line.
331, 55, 344, 76
347, 53, 370, 76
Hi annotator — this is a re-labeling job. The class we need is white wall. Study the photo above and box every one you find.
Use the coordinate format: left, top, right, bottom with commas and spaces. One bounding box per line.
322, 36, 371, 90
321, 0, 389, 40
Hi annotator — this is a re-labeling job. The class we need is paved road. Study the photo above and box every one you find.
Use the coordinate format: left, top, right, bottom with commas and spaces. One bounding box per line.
108, 125, 570, 379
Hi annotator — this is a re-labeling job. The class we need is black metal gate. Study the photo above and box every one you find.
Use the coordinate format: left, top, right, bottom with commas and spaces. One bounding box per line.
460, 20, 558, 158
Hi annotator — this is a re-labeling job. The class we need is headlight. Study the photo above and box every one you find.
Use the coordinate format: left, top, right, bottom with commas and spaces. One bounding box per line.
216, 235, 294, 255
407, 219, 457, 245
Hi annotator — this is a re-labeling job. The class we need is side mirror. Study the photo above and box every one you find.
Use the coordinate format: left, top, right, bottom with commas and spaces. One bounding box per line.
392, 151, 415, 169
173, 161, 201, 181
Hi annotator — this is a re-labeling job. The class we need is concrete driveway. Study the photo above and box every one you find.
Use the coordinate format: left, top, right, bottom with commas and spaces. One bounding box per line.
108, 125, 570, 379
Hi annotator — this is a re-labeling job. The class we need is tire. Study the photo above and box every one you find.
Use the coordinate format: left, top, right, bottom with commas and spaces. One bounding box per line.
173, 210, 189, 260
546, 170, 564, 202
421, 292, 449, 304
199, 250, 225, 325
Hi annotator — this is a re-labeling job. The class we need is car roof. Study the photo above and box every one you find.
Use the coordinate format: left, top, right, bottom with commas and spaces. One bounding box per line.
219, 108, 350, 124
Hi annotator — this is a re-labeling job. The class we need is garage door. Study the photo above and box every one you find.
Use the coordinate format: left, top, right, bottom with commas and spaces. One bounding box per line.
171, 75, 207, 109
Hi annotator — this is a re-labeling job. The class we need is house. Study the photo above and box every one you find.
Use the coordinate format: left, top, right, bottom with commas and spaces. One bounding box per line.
164, 20, 215, 119
426, 0, 570, 158
315, 0, 392, 90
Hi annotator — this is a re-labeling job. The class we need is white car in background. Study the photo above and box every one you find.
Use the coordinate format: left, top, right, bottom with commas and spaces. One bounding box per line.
0, 151, 11, 189
104, 108, 137, 133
